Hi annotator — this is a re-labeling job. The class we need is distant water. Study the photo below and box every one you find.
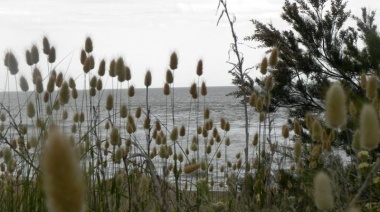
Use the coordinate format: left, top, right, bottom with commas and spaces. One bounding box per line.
0, 86, 289, 159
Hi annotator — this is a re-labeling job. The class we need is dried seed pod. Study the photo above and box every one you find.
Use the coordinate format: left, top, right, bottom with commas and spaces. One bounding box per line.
282, 125, 289, 139
163, 83, 170, 95
120, 104, 128, 118
189, 83, 197, 96
294, 119, 302, 135
204, 108, 210, 119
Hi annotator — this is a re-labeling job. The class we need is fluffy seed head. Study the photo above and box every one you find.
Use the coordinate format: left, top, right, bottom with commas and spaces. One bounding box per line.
5, 51, 19, 75
294, 140, 301, 162
269, 47, 278, 67
48, 47, 56, 63
265, 74, 274, 91
59, 81, 70, 105
25, 50, 33, 66
116, 57, 125, 82
196, 59, 203, 76
294, 119, 302, 135
260, 57, 268, 75
360, 104, 380, 150
98, 59, 106, 76
42, 129, 85, 212
166, 70, 173, 84
312, 119, 323, 142
184, 163, 200, 174
19, 76, 29, 92
325, 83, 347, 128
163, 83, 170, 95
252, 133, 258, 146
128, 85, 135, 97
110, 128, 119, 146
27, 101, 36, 118
180, 125, 186, 137
282, 125, 289, 139
249, 92, 257, 107
56, 72, 63, 88
69, 77, 76, 89
31, 45, 39, 64
89, 76, 97, 88
80, 49, 86, 65
170, 127, 178, 141
135, 106, 141, 118
189, 83, 197, 96
125, 66, 131, 81
83, 55, 94, 73
144, 70, 152, 87
366, 74, 378, 100
84, 37, 93, 53
96, 79, 103, 91
169, 51, 178, 70
42, 36, 50, 55
120, 104, 128, 118
256, 97, 263, 112
313, 172, 334, 210
36, 78, 44, 94
71, 88, 78, 99
201, 81, 207, 96
106, 95, 113, 111
47, 76, 56, 93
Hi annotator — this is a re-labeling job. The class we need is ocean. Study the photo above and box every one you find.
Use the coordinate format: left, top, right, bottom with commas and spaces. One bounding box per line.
0, 86, 290, 184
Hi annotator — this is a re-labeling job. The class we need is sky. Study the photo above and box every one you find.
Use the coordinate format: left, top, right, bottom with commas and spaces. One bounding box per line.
0, 0, 378, 91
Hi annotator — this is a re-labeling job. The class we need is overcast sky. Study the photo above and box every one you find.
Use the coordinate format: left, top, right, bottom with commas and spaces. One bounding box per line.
0, 0, 378, 91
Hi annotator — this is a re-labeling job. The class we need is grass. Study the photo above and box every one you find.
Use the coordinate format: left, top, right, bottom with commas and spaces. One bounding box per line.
0, 36, 379, 211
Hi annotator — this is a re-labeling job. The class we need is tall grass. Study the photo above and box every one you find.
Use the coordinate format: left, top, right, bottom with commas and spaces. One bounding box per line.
0, 37, 380, 211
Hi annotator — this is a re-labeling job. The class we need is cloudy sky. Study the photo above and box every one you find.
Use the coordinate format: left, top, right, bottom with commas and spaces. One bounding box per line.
0, 0, 378, 91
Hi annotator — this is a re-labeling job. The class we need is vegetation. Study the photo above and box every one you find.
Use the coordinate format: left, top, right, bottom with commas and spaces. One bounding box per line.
0, 0, 380, 211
